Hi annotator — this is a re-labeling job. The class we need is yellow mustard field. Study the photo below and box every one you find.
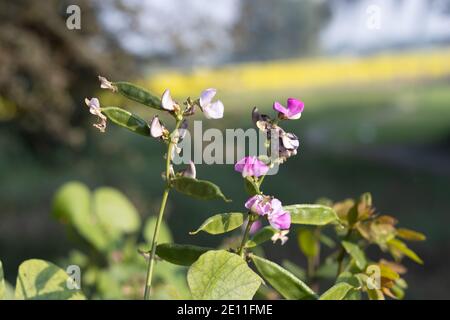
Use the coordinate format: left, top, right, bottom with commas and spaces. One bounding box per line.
144, 48, 450, 97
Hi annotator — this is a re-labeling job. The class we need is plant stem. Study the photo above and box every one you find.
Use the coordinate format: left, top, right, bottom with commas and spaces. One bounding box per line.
144, 186, 170, 299
237, 215, 255, 257
143, 118, 182, 300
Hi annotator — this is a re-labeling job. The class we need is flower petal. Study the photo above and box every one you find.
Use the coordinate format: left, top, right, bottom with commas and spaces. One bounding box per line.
202, 100, 224, 119
273, 101, 288, 115
161, 89, 175, 111
150, 116, 165, 138
182, 161, 196, 179
286, 98, 304, 119
199, 88, 217, 108
234, 157, 247, 173
268, 209, 291, 230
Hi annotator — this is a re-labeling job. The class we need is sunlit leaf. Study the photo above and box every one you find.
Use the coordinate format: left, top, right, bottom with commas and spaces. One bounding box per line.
387, 239, 423, 264
396, 228, 426, 241
284, 204, 339, 226
0, 260, 4, 299
342, 241, 367, 270
156, 243, 211, 266
298, 229, 319, 258
172, 177, 231, 202
93, 187, 140, 235
190, 212, 244, 235
319, 282, 355, 300
102, 107, 150, 136
15, 259, 85, 300
52, 182, 111, 251
250, 254, 317, 300
188, 250, 262, 299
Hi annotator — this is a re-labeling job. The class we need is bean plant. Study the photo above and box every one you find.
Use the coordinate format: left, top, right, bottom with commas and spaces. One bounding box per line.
0, 77, 425, 300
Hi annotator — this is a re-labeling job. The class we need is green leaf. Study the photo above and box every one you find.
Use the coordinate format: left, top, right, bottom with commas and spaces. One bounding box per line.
93, 187, 140, 235
284, 204, 339, 226
187, 250, 262, 299
0, 260, 4, 299
172, 177, 231, 202
244, 177, 259, 196
320, 234, 336, 248
113, 82, 161, 110
298, 229, 319, 258
396, 228, 426, 241
341, 241, 367, 270
250, 254, 317, 300
245, 226, 277, 248
143, 216, 173, 245
15, 259, 85, 300
52, 182, 110, 251
190, 212, 244, 235
102, 107, 150, 136
281, 260, 307, 281
319, 282, 355, 300
156, 243, 212, 266
387, 239, 423, 264
52, 182, 141, 252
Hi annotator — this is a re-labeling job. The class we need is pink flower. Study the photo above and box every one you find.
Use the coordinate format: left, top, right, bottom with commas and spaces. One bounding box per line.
273, 98, 304, 120
249, 220, 262, 234
234, 156, 269, 178
268, 208, 291, 230
245, 195, 291, 231
245, 195, 271, 216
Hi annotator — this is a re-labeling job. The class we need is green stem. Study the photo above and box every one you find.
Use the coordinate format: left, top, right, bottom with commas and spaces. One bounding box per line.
336, 228, 352, 278
237, 214, 255, 257
143, 118, 182, 300
143, 187, 170, 299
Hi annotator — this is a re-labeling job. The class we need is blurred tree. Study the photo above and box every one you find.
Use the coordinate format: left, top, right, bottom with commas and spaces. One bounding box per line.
0, 0, 135, 151
232, 0, 330, 62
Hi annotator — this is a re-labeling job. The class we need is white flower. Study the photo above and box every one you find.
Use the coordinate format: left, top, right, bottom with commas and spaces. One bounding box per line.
84, 97, 107, 132
181, 161, 196, 179
161, 89, 176, 111
271, 230, 289, 245
98, 76, 117, 92
199, 88, 224, 119
150, 116, 168, 138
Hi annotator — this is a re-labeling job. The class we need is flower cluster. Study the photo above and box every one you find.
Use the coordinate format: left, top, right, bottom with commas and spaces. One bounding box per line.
252, 98, 304, 163
235, 97, 304, 247
245, 195, 291, 230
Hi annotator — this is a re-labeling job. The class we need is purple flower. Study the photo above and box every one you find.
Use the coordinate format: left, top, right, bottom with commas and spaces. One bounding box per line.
249, 220, 262, 234
268, 208, 291, 230
234, 156, 269, 178
245, 195, 291, 231
245, 195, 271, 216
199, 88, 224, 119
273, 98, 304, 120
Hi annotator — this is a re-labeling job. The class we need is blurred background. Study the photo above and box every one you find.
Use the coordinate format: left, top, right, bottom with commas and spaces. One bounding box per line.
1, 0, 449, 299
